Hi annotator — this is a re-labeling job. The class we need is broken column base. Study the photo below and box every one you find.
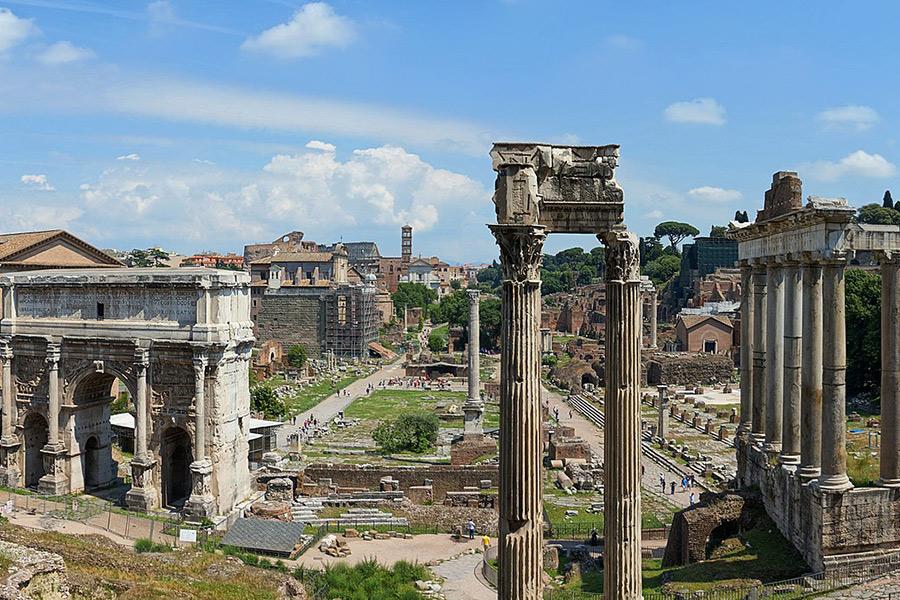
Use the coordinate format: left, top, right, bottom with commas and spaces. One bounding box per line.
184, 459, 216, 520
37, 444, 69, 496
0, 437, 21, 487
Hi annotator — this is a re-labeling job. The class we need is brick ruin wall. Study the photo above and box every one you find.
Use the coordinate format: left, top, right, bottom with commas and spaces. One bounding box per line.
645, 353, 734, 386
303, 463, 499, 501
744, 441, 900, 572
256, 294, 324, 356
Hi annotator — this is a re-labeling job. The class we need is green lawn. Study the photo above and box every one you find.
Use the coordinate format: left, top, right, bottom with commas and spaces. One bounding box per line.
258, 371, 369, 416
345, 389, 465, 419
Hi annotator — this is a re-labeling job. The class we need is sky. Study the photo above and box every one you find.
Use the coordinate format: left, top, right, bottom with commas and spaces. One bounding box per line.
0, 1, 899, 263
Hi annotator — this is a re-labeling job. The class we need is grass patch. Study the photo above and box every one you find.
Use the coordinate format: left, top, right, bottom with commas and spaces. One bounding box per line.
286, 374, 365, 416
298, 558, 429, 599
345, 389, 465, 420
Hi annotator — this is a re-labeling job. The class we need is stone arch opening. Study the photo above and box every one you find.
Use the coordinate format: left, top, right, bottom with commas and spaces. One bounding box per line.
23, 412, 48, 488
161, 427, 193, 508
69, 370, 125, 493
705, 519, 742, 559
581, 371, 599, 388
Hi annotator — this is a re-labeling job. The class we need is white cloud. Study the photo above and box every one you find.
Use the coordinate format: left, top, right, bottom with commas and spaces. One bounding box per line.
687, 186, 743, 203
305, 140, 335, 152
72, 142, 488, 249
37, 41, 95, 65
817, 105, 879, 132
5, 203, 81, 231
0, 8, 36, 53
605, 34, 641, 50
241, 2, 356, 59
664, 98, 726, 125
804, 150, 897, 181
20, 174, 54, 191
645, 209, 664, 219
116, 153, 141, 161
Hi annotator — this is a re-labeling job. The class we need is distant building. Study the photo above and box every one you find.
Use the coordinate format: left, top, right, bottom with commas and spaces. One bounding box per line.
400, 256, 467, 298
0, 229, 121, 272
673, 236, 738, 308
181, 253, 244, 269
675, 313, 734, 355
323, 241, 381, 274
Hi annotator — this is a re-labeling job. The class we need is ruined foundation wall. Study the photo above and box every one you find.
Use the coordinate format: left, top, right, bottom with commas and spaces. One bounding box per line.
303, 463, 498, 500
256, 295, 323, 355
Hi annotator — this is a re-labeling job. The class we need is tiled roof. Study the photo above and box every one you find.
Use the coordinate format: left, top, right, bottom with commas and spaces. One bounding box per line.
221, 518, 306, 556
678, 313, 732, 330
0, 230, 121, 266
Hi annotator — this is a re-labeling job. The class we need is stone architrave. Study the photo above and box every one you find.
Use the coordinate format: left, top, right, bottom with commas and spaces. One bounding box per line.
880, 256, 900, 487
490, 222, 546, 599
602, 231, 643, 600
780, 262, 802, 466
819, 259, 852, 493
463, 289, 484, 437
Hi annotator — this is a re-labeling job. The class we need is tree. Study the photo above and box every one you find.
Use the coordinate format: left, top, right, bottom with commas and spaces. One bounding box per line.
286, 344, 307, 368
479, 297, 501, 351
427, 328, 448, 352
654, 221, 700, 250
372, 413, 440, 454
126, 249, 152, 267
639, 237, 665, 267
250, 385, 286, 419
884, 190, 895, 209
148, 248, 170, 267
857, 203, 900, 225
846, 269, 881, 398
392, 282, 438, 319
429, 290, 468, 329
476, 261, 502, 291
709, 225, 728, 238
450, 279, 462, 290
643, 254, 681, 285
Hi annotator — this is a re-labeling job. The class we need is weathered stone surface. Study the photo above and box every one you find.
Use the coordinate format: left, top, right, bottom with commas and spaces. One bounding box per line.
0, 539, 69, 600
663, 492, 753, 567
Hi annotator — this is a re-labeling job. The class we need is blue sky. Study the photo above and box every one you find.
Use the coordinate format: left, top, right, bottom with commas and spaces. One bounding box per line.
0, 1, 898, 262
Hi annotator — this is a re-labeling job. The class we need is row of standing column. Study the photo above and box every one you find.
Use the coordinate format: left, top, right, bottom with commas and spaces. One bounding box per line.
741, 258, 853, 492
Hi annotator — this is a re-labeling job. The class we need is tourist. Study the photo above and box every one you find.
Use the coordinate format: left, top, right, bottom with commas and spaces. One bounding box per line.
482, 534, 491, 551
670, 481, 676, 495
589, 528, 599, 546
467, 519, 476, 540
689, 492, 695, 507
659, 475, 665, 494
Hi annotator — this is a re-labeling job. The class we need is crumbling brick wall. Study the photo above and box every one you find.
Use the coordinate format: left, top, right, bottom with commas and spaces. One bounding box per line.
646, 353, 734, 386
256, 294, 324, 355
303, 463, 498, 501
663, 492, 755, 566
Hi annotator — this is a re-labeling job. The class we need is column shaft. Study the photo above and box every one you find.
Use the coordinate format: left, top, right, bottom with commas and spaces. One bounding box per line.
1, 342, 13, 441
820, 261, 852, 492
738, 265, 753, 434
603, 232, 643, 600
193, 356, 207, 461
649, 291, 658, 349
781, 264, 802, 464
46, 344, 60, 447
467, 289, 480, 402
800, 263, 824, 480
881, 259, 900, 486
751, 264, 768, 444
491, 224, 545, 600
765, 263, 784, 452
135, 352, 149, 460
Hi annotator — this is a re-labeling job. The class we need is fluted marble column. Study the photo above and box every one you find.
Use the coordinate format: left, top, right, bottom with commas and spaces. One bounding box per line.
0, 340, 12, 442
738, 263, 753, 436
751, 263, 768, 445
126, 348, 156, 511
880, 257, 900, 487
649, 291, 658, 349
134, 349, 149, 460
765, 262, 784, 453
781, 262, 802, 465
800, 261, 824, 481
820, 259, 853, 492
193, 354, 207, 461
491, 223, 545, 600
464, 288, 484, 436
185, 350, 215, 519
45, 344, 61, 448
602, 231, 643, 600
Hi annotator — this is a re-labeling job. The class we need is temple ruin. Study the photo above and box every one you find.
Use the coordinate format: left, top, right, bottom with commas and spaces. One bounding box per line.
731, 171, 900, 571
0, 268, 254, 518
490, 143, 642, 599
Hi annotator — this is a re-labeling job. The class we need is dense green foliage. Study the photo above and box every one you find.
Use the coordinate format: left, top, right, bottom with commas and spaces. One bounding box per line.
643, 254, 681, 285
134, 538, 171, 553
478, 297, 501, 351
846, 268, 881, 397
427, 327, 448, 352
857, 203, 900, 225
286, 344, 307, 368
124, 248, 170, 267
373, 413, 440, 454
541, 247, 605, 295
654, 221, 700, 249
429, 290, 501, 351
306, 559, 429, 600
391, 282, 437, 318
250, 385, 287, 419
428, 289, 468, 326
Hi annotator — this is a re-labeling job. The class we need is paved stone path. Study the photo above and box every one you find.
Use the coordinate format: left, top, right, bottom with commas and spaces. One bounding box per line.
432, 551, 496, 600
542, 385, 693, 508
276, 358, 406, 449
820, 572, 900, 598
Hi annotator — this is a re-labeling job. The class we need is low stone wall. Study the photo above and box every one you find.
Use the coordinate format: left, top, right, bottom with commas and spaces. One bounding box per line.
0, 540, 69, 600
662, 491, 754, 566
303, 463, 498, 501
450, 436, 497, 466
645, 353, 734, 386
743, 441, 900, 572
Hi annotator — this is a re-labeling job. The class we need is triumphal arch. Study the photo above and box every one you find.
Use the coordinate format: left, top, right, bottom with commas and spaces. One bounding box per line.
490, 143, 643, 599
0, 268, 254, 519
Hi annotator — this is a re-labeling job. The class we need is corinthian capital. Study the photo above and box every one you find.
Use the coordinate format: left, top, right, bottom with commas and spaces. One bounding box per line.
602, 230, 640, 283
489, 224, 546, 283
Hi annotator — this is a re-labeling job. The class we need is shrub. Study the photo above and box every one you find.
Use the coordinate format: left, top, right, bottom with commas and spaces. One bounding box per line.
286, 344, 307, 368
427, 329, 447, 352
134, 538, 171, 553
373, 413, 439, 454
250, 385, 287, 419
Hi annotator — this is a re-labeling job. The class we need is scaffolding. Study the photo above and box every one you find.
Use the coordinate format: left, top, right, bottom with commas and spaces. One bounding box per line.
323, 281, 378, 359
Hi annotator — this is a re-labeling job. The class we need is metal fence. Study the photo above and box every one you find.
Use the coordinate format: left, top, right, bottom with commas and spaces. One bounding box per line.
0, 488, 206, 548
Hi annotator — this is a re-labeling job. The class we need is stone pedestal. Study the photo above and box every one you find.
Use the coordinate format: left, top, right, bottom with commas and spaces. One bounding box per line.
37, 445, 69, 496
185, 459, 216, 520
462, 399, 485, 437
602, 231, 643, 600
125, 456, 157, 512
491, 223, 545, 600
0, 438, 20, 488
